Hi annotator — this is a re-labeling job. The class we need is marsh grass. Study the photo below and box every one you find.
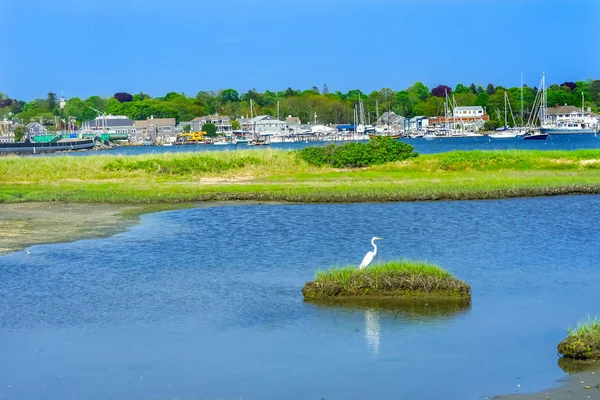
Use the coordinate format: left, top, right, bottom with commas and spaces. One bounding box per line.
559, 316, 600, 360
567, 316, 600, 338
303, 259, 471, 300
1, 148, 600, 203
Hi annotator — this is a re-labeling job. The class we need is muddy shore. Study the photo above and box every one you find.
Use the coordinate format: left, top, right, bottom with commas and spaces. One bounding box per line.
495, 360, 600, 400
0, 202, 200, 255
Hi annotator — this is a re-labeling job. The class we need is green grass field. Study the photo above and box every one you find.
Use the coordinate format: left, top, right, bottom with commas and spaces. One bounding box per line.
303, 259, 471, 300
1, 148, 600, 203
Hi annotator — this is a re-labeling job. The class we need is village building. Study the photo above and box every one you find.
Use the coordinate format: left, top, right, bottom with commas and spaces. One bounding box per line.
134, 117, 177, 143
190, 115, 232, 134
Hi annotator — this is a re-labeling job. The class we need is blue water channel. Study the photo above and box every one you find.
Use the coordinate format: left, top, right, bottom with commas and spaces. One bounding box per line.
1, 196, 599, 399
46, 133, 600, 157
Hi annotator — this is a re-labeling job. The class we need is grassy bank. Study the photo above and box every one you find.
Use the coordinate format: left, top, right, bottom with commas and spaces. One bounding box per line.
558, 317, 600, 360
302, 260, 471, 300
1, 149, 600, 203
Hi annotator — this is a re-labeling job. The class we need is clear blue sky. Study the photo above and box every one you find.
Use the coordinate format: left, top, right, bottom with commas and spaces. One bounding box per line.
3, 0, 599, 101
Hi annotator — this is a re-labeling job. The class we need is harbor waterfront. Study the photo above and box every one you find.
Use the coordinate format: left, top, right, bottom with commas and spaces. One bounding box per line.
1, 198, 599, 400
12, 132, 600, 157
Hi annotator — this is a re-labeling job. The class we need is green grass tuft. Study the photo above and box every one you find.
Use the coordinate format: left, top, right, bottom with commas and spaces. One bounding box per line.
303, 259, 470, 300
559, 316, 600, 360
567, 316, 600, 338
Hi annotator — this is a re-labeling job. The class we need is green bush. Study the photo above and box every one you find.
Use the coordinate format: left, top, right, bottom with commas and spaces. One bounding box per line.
104, 156, 260, 175
298, 137, 418, 168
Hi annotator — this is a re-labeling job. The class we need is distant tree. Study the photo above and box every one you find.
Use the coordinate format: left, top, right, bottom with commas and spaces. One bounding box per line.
284, 87, 297, 97
219, 88, 239, 104
85, 96, 106, 112
408, 82, 430, 101
560, 82, 577, 91
164, 92, 186, 101
469, 83, 478, 94
10, 100, 24, 114
486, 83, 496, 95
13, 125, 25, 142
203, 122, 217, 137
183, 124, 191, 133
231, 120, 241, 130
132, 91, 151, 101
590, 80, 600, 102
47, 93, 57, 110
476, 85, 485, 95
311, 86, 320, 94
454, 84, 469, 94
0, 98, 13, 108
114, 92, 133, 103
323, 84, 329, 94
475, 92, 490, 108
431, 85, 452, 98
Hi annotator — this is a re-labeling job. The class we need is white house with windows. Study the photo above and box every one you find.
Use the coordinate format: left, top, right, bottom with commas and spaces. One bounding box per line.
237, 115, 287, 133
546, 105, 599, 123
82, 115, 135, 135
453, 106, 484, 119
191, 115, 232, 134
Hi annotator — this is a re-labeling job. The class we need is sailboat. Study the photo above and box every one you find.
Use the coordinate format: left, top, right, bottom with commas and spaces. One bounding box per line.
247, 99, 270, 146
523, 73, 549, 140
488, 92, 523, 139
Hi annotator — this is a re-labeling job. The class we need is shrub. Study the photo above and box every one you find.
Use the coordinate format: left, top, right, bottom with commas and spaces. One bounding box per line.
298, 137, 418, 168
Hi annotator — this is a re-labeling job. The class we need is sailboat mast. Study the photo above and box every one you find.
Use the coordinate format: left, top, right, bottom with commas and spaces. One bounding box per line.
504, 91, 507, 127
520, 71, 524, 126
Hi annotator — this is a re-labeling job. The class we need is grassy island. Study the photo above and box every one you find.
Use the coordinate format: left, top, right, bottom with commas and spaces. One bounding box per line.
1, 147, 600, 204
302, 260, 471, 301
558, 317, 600, 360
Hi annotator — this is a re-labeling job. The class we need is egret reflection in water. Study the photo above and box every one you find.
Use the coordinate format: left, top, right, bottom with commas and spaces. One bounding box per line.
364, 308, 381, 354
308, 298, 471, 355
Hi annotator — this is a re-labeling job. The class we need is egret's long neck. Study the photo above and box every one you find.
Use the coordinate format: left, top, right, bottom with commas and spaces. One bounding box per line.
371, 239, 377, 256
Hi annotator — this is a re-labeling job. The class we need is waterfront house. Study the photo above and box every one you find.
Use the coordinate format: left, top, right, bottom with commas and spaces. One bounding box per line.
0, 120, 12, 136
82, 115, 136, 136
191, 115, 232, 134
134, 117, 177, 143
378, 111, 405, 126
285, 116, 302, 126
237, 115, 286, 133
546, 105, 599, 124
25, 121, 47, 136
453, 106, 485, 119
405, 116, 429, 132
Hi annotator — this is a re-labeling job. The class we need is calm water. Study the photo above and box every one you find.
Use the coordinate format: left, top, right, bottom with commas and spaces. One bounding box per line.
1, 196, 600, 400
45, 133, 600, 157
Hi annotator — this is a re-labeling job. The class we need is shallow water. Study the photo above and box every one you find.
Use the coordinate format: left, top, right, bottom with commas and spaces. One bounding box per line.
1, 196, 599, 399
42, 133, 600, 157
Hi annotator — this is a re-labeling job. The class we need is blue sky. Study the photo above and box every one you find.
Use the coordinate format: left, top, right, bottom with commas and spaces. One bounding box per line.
3, 0, 599, 100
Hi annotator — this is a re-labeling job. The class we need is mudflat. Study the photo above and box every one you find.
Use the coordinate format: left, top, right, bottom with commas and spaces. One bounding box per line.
0, 202, 191, 255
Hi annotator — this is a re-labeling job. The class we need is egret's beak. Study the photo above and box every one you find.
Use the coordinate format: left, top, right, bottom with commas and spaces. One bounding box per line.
376, 237, 383, 240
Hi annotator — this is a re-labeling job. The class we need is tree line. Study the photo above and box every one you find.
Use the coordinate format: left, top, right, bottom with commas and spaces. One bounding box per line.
1, 79, 599, 130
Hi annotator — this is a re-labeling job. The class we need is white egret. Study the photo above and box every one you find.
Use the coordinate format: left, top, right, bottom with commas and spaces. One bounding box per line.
358, 237, 383, 269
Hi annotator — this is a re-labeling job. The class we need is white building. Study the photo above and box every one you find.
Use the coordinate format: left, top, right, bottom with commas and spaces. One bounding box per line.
82, 115, 135, 135
453, 106, 484, 119
191, 115, 232, 134
546, 105, 599, 124
238, 115, 287, 134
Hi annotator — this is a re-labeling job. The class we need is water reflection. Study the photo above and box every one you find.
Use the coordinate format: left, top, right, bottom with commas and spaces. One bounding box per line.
364, 309, 380, 354
308, 298, 471, 354
558, 357, 600, 374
